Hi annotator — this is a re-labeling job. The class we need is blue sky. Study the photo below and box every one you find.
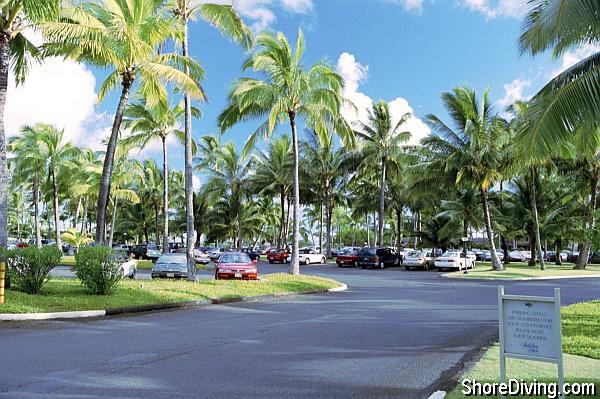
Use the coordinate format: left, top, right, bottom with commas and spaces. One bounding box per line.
8, 0, 596, 179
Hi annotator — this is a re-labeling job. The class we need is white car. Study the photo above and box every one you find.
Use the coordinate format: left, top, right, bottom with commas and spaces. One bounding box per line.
290, 248, 326, 265
194, 249, 210, 264
435, 251, 474, 271
508, 250, 528, 262
113, 249, 136, 279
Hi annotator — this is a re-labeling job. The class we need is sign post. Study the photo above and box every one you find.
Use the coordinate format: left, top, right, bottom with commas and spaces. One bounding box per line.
498, 286, 564, 399
0, 255, 5, 304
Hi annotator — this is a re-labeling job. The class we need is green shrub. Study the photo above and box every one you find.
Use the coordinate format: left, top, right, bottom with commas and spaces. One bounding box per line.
74, 246, 122, 295
5, 246, 62, 294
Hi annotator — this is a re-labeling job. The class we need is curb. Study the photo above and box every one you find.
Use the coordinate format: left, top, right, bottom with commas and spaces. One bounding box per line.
0, 283, 347, 322
440, 273, 600, 281
427, 391, 446, 399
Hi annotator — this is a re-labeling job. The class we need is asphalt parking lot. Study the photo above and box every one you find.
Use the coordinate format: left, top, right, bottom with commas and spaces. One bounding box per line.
4, 260, 600, 398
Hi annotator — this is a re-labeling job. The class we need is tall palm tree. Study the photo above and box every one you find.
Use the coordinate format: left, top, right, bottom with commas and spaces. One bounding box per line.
171, 0, 253, 280
250, 135, 293, 248
8, 125, 50, 246
205, 143, 251, 248
0, 0, 61, 247
423, 86, 505, 271
219, 30, 352, 274
36, 125, 79, 250
43, 0, 206, 245
123, 100, 198, 253
354, 101, 411, 247
518, 0, 600, 155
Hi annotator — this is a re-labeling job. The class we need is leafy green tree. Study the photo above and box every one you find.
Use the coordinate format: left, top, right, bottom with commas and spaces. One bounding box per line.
43, 0, 206, 245
423, 87, 506, 270
250, 135, 293, 248
354, 100, 410, 247
123, 100, 197, 253
219, 30, 352, 274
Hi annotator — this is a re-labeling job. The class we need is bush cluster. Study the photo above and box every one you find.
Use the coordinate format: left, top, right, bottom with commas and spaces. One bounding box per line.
74, 245, 122, 295
5, 246, 62, 294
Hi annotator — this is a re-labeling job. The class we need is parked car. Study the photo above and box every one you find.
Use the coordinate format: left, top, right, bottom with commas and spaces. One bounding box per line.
483, 250, 504, 261
472, 248, 484, 261
267, 248, 289, 264
435, 250, 474, 271
508, 250, 527, 262
403, 250, 435, 270
331, 247, 342, 257
589, 252, 600, 264
112, 249, 136, 279
208, 247, 226, 263
239, 247, 261, 261
151, 253, 188, 279
168, 242, 184, 253
336, 249, 360, 267
129, 243, 161, 261
215, 252, 258, 280
194, 249, 210, 264
296, 248, 326, 265
568, 252, 580, 263
356, 247, 399, 269
545, 251, 568, 263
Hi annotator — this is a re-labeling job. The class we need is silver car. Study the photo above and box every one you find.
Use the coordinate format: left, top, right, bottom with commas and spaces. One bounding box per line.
403, 250, 435, 270
151, 253, 188, 279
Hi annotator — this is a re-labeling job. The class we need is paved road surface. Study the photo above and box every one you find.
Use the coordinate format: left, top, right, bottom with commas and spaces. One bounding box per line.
2, 262, 599, 398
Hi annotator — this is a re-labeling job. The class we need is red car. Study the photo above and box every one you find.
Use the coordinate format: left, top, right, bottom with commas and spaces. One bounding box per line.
215, 252, 258, 280
336, 249, 360, 267
267, 248, 289, 264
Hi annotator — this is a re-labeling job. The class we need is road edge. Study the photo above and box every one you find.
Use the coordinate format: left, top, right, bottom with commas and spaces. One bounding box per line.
440, 272, 600, 281
0, 283, 348, 322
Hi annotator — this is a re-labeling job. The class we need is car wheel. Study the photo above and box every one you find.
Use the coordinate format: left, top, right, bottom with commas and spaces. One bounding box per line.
404, 266, 410, 271
269, 260, 273, 264
305, 258, 310, 265
129, 268, 136, 279
337, 262, 342, 268
321, 257, 326, 264
379, 261, 385, 269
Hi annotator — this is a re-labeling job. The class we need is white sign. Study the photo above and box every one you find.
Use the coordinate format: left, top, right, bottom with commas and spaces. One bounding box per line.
503, 299, 559, 359
498, 286, 564, 398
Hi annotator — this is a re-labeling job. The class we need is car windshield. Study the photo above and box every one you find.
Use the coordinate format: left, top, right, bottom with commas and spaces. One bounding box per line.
409, 251, 425, 257
359, 248, 377, 256
442, 251, 460, 257
156, 254, 186, 264
272, 249, 286, 254
147, 244, 159, 250
220, 254, 251, 264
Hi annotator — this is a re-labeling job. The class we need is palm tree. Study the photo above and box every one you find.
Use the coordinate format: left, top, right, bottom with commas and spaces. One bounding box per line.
354, 101, 411, 247
250, 136, 293, 248
205, 143, 251, 248
423, 86, 505, 271
43, 0, 206, 245
0, 1, 61, 247
36, 125, 79, 250
518, 0, 600, 155
8, 125, 50, 246
171, 0, 253, 280
123, 100, 197, 253
219, 30, 352, 274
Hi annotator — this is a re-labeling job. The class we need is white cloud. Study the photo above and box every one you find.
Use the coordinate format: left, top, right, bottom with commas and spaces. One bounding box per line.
461, 0, 526, 19
5, 57, 102, 146
550, 43, 600, 78
497, 78, 531, 108
233, 0, 313, 31
382, 0, 424, 12
336, 52, 430, 146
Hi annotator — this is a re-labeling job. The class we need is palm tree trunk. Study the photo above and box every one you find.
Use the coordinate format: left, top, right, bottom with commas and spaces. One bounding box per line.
278, 185, 285, 247
236, 201, 242, 249
51, 168, 61, 250
80, 196, 88, 234
555, 241, 562, 265
108, 197, 118, 247
288, 111, 300, 274
153, 201, 160, 246
366, 213, 370, 246
181, 13, 196, 280
575, 166, 598, 270
396, 207, 403, 263
285, 195, 291, 245
74, 197, 82, 230
378, 157, 386, 246
480, 188, 503, 271
33, 174, 42, 247
96, 74, 134, 244
0, 38, 9, 248
325, 197, 332, 258
530, 167, 545, 270
319, 202, 324, 251
162, 136, 170, 254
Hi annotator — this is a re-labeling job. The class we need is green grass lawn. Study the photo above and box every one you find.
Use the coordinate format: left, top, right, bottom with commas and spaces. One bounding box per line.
444, 261, 600, 279
59, 256, 76, 266
0, 273, 342, 314
447, 300, 600, 398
